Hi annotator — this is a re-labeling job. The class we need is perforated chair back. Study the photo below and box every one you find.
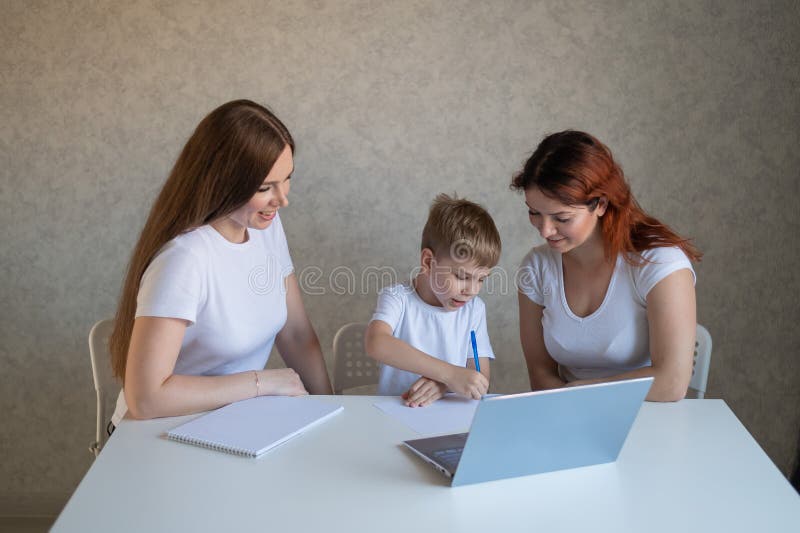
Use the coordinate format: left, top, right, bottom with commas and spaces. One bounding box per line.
689, 324, 712, 399
332, 323, 379, 394
88, 319, 120, 457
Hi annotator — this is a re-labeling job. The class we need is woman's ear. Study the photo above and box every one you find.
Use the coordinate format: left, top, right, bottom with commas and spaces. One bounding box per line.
596, 196, 608, 217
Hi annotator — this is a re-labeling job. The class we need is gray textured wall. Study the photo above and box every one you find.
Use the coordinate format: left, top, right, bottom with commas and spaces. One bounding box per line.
1, 0, 798, 514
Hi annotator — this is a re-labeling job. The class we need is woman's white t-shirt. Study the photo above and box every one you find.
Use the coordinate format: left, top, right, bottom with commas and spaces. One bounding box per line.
112, 214, 294, 424
517, 245, 695, 381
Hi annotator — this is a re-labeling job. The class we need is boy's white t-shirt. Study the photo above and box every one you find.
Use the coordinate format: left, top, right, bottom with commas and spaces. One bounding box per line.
112, 214, 294, 424
517, 245, 695, 381
370, 283, 495, 396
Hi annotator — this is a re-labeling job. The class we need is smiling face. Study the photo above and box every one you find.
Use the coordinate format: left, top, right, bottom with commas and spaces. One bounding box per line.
417, 248, 491, 311
212, 145, 294, 243
524, 186, 607, 255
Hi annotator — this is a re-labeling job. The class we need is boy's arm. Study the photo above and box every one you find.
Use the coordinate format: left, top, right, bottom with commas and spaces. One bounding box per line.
466, 357, 491, 384
385, 341, 491, 407
404, 356, 491, 407
365, 320, 487, 399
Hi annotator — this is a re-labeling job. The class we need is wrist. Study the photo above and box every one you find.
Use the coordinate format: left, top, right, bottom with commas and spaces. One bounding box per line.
253, 370, 261, 397
438, 363, 457, 388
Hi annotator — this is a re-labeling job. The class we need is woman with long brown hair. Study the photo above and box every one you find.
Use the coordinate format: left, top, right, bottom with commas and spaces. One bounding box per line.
512, 130, 701, 401
109, 100, 332, 423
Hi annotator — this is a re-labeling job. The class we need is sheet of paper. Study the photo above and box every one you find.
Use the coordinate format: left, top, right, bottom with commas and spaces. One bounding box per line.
373, 394, 479, 435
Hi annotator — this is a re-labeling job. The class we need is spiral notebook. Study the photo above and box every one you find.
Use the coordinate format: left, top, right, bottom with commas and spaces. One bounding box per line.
166, 396, 343, 457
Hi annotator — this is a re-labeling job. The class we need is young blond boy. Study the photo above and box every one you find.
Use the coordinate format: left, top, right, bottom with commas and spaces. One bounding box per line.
365, 194, 502, 407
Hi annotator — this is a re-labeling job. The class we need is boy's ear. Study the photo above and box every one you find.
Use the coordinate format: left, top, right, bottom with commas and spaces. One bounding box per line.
420, 248, 435, 272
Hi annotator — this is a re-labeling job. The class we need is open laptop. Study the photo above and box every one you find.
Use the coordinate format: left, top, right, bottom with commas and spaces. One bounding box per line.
403, 377, 653, 486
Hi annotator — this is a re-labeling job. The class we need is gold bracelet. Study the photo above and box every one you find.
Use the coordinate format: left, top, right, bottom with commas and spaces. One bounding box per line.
253, 370, 260, 397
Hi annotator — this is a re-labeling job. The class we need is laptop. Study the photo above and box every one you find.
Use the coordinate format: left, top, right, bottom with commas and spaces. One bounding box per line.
402, 377, 653, 486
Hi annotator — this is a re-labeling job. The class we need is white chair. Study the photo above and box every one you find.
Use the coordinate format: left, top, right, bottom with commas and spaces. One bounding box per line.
332, 323, 379, 395
688, 324, 712, 399
88, 319, 120, 457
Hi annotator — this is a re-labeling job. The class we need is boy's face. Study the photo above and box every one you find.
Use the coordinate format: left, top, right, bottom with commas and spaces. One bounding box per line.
422, 249, 492, 311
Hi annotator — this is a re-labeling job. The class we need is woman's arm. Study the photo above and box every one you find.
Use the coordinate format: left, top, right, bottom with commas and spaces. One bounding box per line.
519, 291, 565, 390
274, 273, 334, 395
125, 317, 306, 419
566, 269, 696, 402
365, 320, 488, 399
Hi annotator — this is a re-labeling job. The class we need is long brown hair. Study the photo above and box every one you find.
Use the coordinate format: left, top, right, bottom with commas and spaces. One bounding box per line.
109, 100, 294, 380
511, 130, 701, 264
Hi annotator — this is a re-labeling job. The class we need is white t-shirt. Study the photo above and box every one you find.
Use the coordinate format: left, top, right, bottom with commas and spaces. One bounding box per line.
112, 214, 294, 424
517, 245, 695, 381
370, 283, 495, 396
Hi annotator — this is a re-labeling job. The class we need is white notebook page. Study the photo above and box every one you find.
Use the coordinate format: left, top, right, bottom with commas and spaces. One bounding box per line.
167, 396, 343, 457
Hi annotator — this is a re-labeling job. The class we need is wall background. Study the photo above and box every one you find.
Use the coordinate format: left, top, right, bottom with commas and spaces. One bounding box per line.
1, 0, 798, 514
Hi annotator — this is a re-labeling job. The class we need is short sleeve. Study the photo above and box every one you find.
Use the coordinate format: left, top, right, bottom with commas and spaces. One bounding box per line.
136, 242, 205, 324
469, 297, 495, 360
271, 213, 294, 277
516, 248, 545, 305
632, 246, 696, 302
370, 285, 406, 331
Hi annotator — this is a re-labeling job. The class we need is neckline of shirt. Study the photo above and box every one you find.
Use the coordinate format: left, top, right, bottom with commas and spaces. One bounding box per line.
555, 251, 621, 323
407, 281, 468, 315
201, 225, 259, 251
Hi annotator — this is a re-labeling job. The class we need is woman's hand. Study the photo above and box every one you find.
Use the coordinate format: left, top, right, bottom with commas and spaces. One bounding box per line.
258, 368, 309, 396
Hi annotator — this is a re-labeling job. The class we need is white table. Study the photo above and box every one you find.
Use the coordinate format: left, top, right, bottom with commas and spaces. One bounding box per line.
53, 397, 800, 532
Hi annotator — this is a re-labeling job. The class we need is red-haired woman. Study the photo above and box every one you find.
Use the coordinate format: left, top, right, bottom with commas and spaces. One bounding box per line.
108, 100, 332, 424
512, 130, 701, 401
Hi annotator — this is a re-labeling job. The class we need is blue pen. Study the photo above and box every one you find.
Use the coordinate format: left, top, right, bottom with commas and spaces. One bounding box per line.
470, 330, 481, 372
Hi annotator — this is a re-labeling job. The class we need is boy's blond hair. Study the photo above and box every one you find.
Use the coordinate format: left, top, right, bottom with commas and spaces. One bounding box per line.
421, 194, 502, 268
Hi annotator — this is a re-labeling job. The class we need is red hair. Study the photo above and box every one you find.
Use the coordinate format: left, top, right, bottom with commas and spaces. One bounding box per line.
511, 130, 701, 264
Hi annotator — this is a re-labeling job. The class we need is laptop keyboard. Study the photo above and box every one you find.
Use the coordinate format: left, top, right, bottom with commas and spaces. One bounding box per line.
432, 447, 464, 471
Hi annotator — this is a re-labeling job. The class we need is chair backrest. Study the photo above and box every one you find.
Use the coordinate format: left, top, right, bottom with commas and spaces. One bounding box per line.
89, 319, 120, 457
689, 324, 712, 399
332, 323, 379, 394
